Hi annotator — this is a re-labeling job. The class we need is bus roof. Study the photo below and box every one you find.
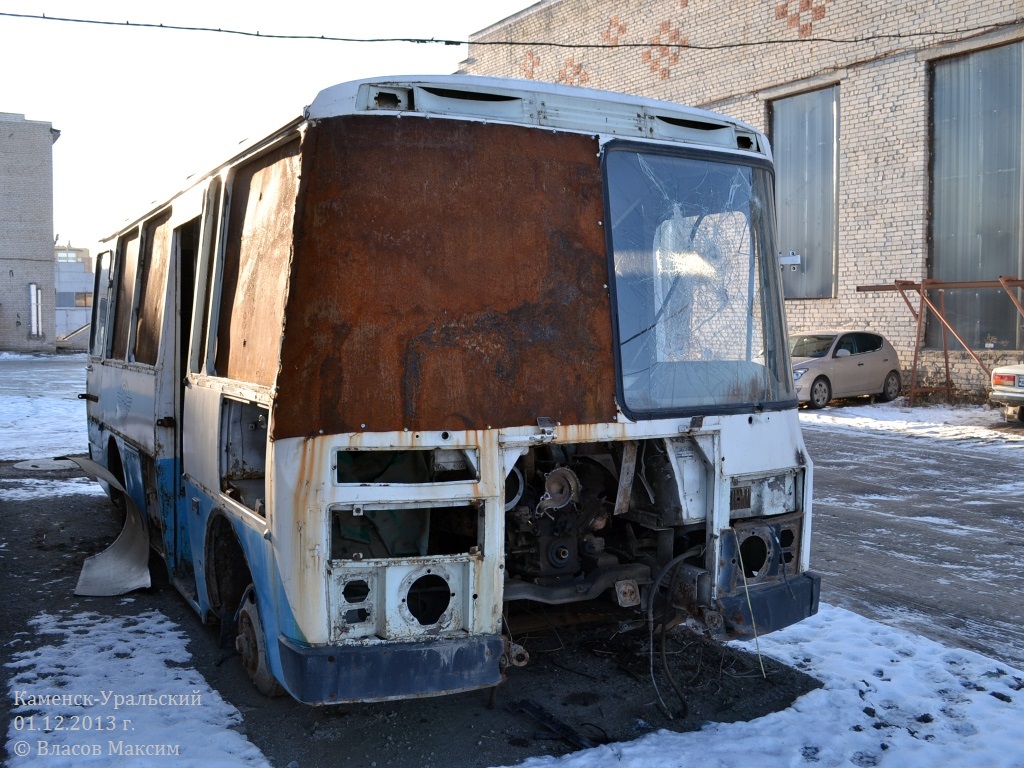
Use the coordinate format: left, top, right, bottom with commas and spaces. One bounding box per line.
101, 75, 769, 244
305, 75, 769, 158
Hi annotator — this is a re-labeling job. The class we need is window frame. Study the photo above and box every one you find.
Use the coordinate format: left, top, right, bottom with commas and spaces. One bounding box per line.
769, 85, 840, 300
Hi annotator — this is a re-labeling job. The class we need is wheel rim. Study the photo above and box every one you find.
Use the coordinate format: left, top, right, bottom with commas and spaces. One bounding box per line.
812, 380, 829, 407
236, 610, 260, 679
885, 374, 899, 399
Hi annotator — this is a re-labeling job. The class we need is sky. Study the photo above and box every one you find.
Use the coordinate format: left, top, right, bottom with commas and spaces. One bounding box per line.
3, 353, 1024, 766
0, 1, 534, 258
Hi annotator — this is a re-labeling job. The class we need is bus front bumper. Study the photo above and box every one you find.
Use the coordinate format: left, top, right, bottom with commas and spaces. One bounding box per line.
718, 571, 821, 640
277, 633, 505, 704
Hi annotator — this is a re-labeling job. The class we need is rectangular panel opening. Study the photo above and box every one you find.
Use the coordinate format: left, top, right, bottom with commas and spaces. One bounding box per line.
330, 503, 479, 560
335, 448, 478, 484
220, 397, 268, 516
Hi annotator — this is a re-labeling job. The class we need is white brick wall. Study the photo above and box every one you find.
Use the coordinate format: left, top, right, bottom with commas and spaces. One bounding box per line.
461, 1, 1023, 395
0, 112, 57, 352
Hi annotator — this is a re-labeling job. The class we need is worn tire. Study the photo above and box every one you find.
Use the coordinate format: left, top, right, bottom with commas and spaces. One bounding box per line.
809, 377, 831, 409
880, 371, 902, 402
236, 590, 285, 697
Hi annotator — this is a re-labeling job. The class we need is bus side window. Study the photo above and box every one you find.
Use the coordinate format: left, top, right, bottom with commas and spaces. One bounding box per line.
193, 177, 222, 376
89, 251, 113, 357
214, 140, 299, 384
133, 210, 173, 366
110, 231, 141, 361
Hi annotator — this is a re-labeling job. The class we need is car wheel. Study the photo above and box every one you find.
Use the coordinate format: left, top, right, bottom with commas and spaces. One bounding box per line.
880, 371, 901, 402
809, 377, 831, 409
236, 588, 285, 697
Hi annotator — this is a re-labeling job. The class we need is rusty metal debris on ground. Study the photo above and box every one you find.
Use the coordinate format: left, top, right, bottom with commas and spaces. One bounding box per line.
505, 699, 598, 750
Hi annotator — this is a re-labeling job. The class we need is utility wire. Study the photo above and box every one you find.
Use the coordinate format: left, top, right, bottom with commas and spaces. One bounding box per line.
0, 11, 1020, 50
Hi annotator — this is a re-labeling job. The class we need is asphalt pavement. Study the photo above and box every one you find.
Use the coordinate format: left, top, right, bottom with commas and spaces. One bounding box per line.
803, 424, 1024, 668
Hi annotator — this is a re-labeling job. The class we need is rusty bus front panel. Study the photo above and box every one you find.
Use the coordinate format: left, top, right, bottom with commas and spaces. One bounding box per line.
274, 116, 617, 439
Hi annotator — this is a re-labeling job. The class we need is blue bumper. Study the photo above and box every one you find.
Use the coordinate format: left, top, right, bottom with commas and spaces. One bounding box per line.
277, 633, 505, 704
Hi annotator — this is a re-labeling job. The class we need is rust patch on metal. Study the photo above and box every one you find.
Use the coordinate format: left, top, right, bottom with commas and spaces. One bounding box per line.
274, 116, 615, 439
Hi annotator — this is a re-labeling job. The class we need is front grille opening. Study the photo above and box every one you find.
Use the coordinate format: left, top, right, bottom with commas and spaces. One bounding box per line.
342, 579, 370, 603
406, 573, 451, 625
344, 607, 370, 624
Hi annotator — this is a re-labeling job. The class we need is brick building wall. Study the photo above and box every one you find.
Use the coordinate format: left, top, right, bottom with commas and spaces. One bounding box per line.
0, 112, 58, 352
461, 1, 1024, 394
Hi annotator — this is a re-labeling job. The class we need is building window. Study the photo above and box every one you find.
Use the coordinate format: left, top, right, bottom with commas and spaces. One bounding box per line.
930, 42, 1023, 350
770, 85, 839, 300
28, 282, 42, 338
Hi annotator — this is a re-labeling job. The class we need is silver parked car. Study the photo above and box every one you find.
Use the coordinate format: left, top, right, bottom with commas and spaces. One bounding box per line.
790, 331, 902, 409
989, 363, 1024, 421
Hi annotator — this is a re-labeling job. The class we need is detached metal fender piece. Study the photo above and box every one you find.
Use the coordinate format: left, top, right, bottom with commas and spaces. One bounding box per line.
64, 456, 152, 596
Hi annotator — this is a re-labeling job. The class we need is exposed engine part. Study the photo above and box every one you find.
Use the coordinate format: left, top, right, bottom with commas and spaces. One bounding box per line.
504, 563, 650, 604
535, 466, 580, 519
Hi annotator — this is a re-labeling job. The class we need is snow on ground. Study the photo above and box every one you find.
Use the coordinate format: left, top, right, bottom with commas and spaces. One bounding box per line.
0, 477, 106, 502
5, 611, 269, 768
799, 398, 1024, 450
0, 353, 88, 461
4, 355, 1024, 767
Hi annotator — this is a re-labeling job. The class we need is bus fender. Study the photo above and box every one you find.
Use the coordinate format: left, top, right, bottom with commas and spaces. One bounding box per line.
65, 456, 152, 596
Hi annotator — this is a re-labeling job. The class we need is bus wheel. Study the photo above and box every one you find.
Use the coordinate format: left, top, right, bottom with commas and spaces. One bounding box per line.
236, 589, 284, 697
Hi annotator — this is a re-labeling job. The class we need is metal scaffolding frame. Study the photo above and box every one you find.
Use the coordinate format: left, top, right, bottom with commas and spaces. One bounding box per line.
856, 276, 1024, 405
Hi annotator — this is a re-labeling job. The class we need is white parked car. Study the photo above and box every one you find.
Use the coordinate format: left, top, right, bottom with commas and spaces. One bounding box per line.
790, 331, 903, 409
989, 363, 1024, 421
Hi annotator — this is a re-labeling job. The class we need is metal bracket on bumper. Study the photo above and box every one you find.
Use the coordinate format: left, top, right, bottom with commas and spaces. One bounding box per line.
277, 633, 505, 704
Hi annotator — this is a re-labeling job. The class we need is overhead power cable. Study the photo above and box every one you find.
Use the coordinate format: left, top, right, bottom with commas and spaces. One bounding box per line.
0, 11, 1020, 50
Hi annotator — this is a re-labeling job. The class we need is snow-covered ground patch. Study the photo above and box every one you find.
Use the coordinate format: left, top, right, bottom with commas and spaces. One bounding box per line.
0, 477, 106, 501
5, 611, 270, 767
799, 399, 1024, 449
0, 354, 88, 461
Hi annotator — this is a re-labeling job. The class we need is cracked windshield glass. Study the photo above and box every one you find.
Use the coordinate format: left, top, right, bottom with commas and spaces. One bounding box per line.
606, 147, 793, 415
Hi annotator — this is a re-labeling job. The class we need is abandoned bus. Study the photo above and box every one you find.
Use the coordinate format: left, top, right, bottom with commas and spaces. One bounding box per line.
81, 75, 818, 704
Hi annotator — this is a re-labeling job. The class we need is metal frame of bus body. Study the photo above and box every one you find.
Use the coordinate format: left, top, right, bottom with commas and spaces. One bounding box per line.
81, 75, 816, 705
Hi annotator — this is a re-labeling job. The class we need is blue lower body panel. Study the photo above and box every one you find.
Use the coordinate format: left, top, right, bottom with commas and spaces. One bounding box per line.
278, 633, 505, 704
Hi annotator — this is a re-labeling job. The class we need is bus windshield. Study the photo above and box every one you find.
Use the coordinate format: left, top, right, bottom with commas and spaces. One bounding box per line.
605, 146, 794, 416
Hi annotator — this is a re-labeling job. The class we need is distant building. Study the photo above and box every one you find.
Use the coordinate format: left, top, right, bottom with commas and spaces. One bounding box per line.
55, 245, 93, 350
462, 2, 1024, 393
0, 112, 59, 352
